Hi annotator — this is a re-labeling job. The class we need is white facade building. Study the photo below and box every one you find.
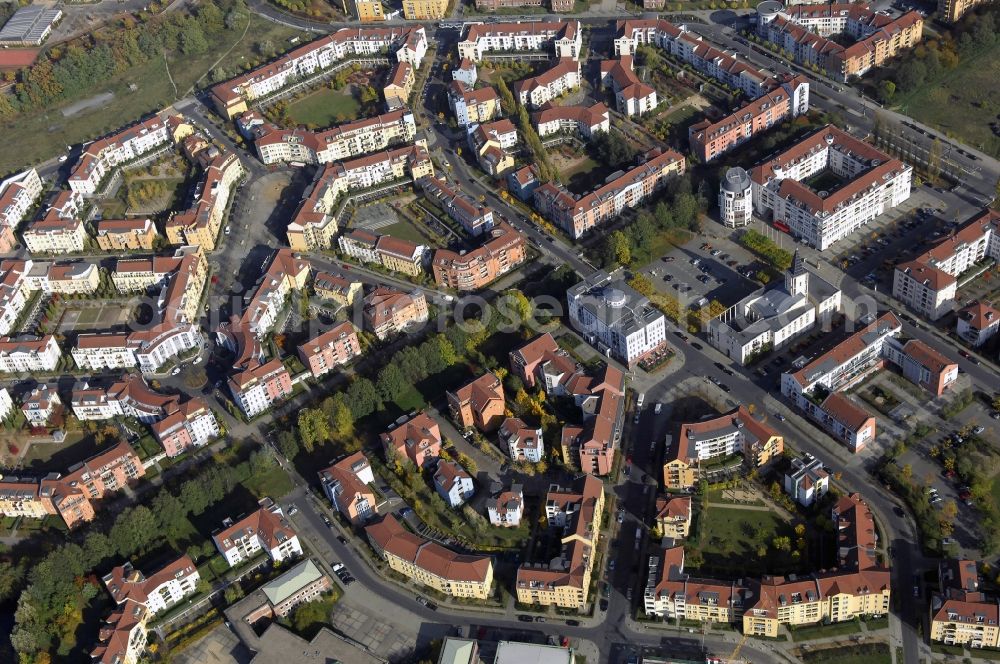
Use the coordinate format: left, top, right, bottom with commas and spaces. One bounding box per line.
567, 270, 666, 365
433, 460, 475, 508
499, 417, 544, 463
212, 499, 302, 568
0, 335, 61, 373
718, 167, 753, 228
488, 485, 524, 527
783, 454, 830, 506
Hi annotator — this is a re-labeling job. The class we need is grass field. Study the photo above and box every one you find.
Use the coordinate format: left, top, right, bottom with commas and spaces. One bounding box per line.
897, 41, 1000, 158
0, 16, 307, 176
286, 86, 362, 128
381, 218, 434, 245
693, 504, 796, 574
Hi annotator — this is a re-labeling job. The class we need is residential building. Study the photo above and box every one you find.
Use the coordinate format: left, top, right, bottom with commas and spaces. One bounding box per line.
68, 115, 174, 196
0, 261, 30, 336
468, 119, 518, 176
0, 335, 61, 373
0, 477, 59, 519
313, 272, 362, 307
90, 599, 150, 664
559, 363, 625, 476
402, 0, 447, 19
285, 163, 342, 251
509, 332, 576, 389
718, 167, 754, 228
232, 624, 386, 664
457, 21, 581, 62
362, 287, 428, 339
507, 165, 539, 202
250, 110, 417, 165
42, 262, 100, 294
957, 301, 1000, 347
95, 218, 158, 251
488, 484, 524, 527
433, 460, 476, 508
883, 337, 959, 397
939, 0, 989, 21
21, 385, 60, 426
102, 556, 200, 616
380, 411, 442, 468
499, 417, 544, 463
211, 27, 428, 118
534, 148, 685, 238
533, 102, 610, 139
164, 146, 244, 252
353, 0, 385, 21
516, 475, 604, 609
432, 221, 527, 291
689, 75, 809, 162
448, 372, 505, 431
366, 514, 494, 598
298, 322, 361, 378
149, 399, 220, 457
600, 56, 657, 117
644, 548, 749, 623
228, 359, 294, 419
213, 498, 302, 567
419, 174, 495, 235
448, 82, 501, 127
60, 441, 146, 501
567, 269, 666, 365
757, 4, 923, 81
22, 190, 87, 254
476, 0, 542, 9
513, 57, 581, 108
452, 59, 478, 87
750, 124, 912, 251
663, 406, 783, 490
70, 374, 182, 423
783, 454, 830, 506
384, 62, 414, 110
339, 228, 381, 264
0, 169, 43, 252
654, 495, 692, 540
0, 387, 12, 421
931, 559, 1000, 648
249, 560, 333, 620
893, 209, 1000, 320
220, 247, 311, 344
320, 452, 377, 525
708, 251, 842, 365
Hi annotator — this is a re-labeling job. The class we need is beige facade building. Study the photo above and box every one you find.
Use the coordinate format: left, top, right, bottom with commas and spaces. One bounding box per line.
95, 218, 158, 251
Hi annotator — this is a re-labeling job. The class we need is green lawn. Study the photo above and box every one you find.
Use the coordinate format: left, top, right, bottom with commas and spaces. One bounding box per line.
242, 466, 295, 500
0, 15, 307, 175
801, 642, 891, 664
381, 219, 435, 245
789, 619, 862, 642
897, 41, 1000, 158
286, 86, 362, 128
690, 504, 797, 575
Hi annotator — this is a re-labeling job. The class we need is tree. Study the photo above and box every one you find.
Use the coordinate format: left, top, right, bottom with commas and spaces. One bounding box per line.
179, 25, 209, 55
328, 396, 353, 439
772, 536, 792, 552
345, 378, 381, 419
298, 408, 330, 452
276, 429, 300, 460
880, 79, 896, 102
109, 505, 158, 555
495, 76, 516, 116
376, 364, 408, 403
589, 131, 637, 169
609, 230, 631, 266
927, 137, 943, 185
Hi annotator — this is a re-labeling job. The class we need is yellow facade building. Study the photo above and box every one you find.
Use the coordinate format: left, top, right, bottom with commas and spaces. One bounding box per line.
353, 0, 385, 20
402, 0, 448, 19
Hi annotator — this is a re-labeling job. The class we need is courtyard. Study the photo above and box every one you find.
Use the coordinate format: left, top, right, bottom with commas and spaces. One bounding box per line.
285, 84, 364, 128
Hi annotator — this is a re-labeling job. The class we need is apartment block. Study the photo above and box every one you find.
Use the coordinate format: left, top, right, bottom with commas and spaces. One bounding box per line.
654, 495, 692, 539
434, 460, 475, 508
242, 559, 332, 621
509, 332, 577, 389
689, 75, 809, 162
313, 271, 362, 307
362, 287, 428, 339
931, 559, 1000, 648
95, 218, 158, 251
384, 62, 414, 110
164, 147, 244, 252
600, 56, 657, 117
957, 301, 1000, 347
457, 21, 581, 62
663, 406, 783, 490
516, 475, 604, 609
757, 4, 923, 81
469, 119, 517, 176
0, 262, 30, 336
367, 514, 494, 598
212, 498, 302, 567
90, 599, 150, 664
211, 27, 428, 118
228, 359, 293, 419
380, 410, 442, 468
219, 247, 311, 344
0, 168, 43, 253
149, 398, 220, 458
22, 191, 87, 255
448, 372, 505, 432
488, 484, 524, 527
352, 0, 385, 21
0, 334, 61, 373
340, 229, 428, 276
103, 556, 200, 616
533, 102, 610, 139
534, 148, 685, 239
513, 57, 581, 108
939, 0, 990, 22
68, 114, 174, 196
297, 322, 361, 378
42, 261, 100, 294
432, 221, 527, 291
402, 0, 447, 19
750, 125, 912, 251
567, 270, 667, 365
893, 209, 1000, 320
449, 82, 501, 127
645, 547, 750, 623
320, 452, 377, 525
453, 58, 478, 87
251, 110, 416, 165
783, 454, 830, 506
21, 385, 59, 425
557, 363, 625, 476
71, 374, 182, 423
499, 417, 544, 463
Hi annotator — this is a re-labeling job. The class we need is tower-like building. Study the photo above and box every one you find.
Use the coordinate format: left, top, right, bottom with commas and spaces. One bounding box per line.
786, 250, 809, 297
718, 167, 752, 228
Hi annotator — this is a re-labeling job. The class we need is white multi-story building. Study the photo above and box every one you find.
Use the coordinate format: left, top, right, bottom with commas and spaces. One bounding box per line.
212, 499, 302, 567
449, 83, 500, 128
718, 167, 753, 228
70, 374, 181, 423
0, 387, 13, 421
567, 270, 666, 365
487, 484, 524, 527
251, 110, 417, 165
22, 190, 87, 255
750, 125, 912, 251
150, 399, 221, 457
457, 20, 582, 62
513, 58, 581, 108
433, 460, 475, 508
102, 556, 200, 616
893, 208, 1000, 320
532, 103, 610, 139
783, 454, 829, 506
600, 55, 658, 118
0, 335, 60, 373
69, 115, 174, 196
709, 252, 842, 365
72, 334, 137, 372
499, 417, 544, 463
957, 301, 1000, 347
0, 169, 43, 252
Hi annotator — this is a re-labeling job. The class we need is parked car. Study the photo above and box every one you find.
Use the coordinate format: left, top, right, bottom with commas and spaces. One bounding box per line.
518, 615, 534, 623
566, 619, 580, 627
